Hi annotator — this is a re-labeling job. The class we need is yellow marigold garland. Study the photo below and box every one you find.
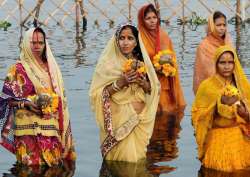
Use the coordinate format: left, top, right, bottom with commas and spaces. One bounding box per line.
153, 49, 176, 77
122, 58, 146, 75
223, 84, 240, 98
27, 88, 59, 115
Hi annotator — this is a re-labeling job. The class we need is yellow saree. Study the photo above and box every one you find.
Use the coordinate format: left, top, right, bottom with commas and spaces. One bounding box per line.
192, 45, 250, 171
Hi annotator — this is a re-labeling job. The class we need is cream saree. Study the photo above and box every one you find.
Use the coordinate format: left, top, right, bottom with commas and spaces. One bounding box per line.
89, 27, 160, 162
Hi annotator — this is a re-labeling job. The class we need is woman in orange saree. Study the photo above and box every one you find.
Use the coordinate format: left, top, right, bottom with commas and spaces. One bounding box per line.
193, 11, 233, 94
138, 4, 186, 118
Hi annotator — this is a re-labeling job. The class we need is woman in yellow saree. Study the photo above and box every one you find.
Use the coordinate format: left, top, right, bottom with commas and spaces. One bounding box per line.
0, 27, 76, 166
89, 22, 160, 162
192, 45, 250, 171
193, 11, 233, 94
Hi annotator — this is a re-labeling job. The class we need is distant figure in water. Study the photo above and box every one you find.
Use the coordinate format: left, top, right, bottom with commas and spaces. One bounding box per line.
0, 27, 76, 166
193, 11, 233, 94
89, 22, 160, 162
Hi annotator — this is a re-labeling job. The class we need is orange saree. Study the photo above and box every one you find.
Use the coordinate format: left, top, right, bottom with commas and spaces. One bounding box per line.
193, 13, 233, 94
138, 4, 186, 116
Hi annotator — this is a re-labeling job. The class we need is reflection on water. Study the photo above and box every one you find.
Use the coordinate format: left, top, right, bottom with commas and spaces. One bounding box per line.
99, 160, 154, 177
147, 112, 183, 175
198, 166, 250, 177
1, 2, 250, 175
75, 24, 86, 67
3, 161, 75, 177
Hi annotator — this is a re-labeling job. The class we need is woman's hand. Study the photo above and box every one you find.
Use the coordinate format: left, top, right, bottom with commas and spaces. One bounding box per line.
24, 101, 42, 115
237, 102, 249, 120
136, 75, 151, 93
8, 100, 42, 115
118, 70, 139, 88
221, 95, 238, 106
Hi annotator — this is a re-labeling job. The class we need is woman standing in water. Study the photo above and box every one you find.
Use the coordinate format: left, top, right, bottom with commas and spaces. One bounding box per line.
192, 45, 250, 171
193, 11, 233, 94
0, 27, 76, 166
89, 22, 160, 162
138, 4, 186, 117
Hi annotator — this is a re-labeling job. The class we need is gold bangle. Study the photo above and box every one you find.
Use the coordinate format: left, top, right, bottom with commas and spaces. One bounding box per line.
21, 101, 25, 108
112, 82, 119, 92
112, 80, 121, 91
17, 101, 21, 109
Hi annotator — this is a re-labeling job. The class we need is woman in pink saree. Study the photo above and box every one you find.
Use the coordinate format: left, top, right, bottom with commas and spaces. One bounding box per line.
0, 27, 76, 166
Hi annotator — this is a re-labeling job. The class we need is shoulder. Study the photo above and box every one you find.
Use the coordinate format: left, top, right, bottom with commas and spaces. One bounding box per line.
196, 76, 218, 96
198, 37, 210, 49
162, 29, 172, 40
7, 62, 27, 78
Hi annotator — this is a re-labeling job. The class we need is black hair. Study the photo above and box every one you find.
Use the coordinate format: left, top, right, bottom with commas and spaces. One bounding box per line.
34, 27, 47, 62
213, 11, 226, 22
118, 25, 143, 61
144, 4, 158, 18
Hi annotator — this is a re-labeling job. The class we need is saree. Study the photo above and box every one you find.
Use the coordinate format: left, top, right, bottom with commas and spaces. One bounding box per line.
138, 4, 186, 115
192, 45, 250, 171
0, 28, 75, 166
193, 12, 233, 94
99, 160, 154, 177
89, 23, 160, 162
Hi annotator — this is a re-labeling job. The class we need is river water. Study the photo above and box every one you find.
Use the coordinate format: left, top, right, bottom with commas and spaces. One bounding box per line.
1, 0, 250, 176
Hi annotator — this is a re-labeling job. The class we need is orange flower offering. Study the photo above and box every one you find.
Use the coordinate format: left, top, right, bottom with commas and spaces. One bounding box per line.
28, 88, 59, 115
123, 58, 146, 75
153, 49, 176, 77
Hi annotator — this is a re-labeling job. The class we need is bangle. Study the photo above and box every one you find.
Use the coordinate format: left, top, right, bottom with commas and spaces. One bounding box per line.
17, 101, 21, 109
112, 80, 121, 92
21, 101, 25, 108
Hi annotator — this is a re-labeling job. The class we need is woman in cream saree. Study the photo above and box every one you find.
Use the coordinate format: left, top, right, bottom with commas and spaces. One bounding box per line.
89, 22, 160, 162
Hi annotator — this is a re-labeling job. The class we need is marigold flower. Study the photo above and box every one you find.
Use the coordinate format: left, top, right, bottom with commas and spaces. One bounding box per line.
223, 85, 240, 97
153, 50, 176, 77
123, 59, 146, 75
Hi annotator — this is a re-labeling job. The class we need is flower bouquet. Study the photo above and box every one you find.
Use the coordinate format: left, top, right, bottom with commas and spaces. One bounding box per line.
223, 84, 240, 98
28, 89, 59, 117
152, 49, 176, 77
222, 85, 250, 137
123, 58, 146, 75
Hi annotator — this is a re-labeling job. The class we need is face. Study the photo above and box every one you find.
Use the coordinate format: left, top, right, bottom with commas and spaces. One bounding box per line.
217, 52, 235, 78
118, 27, 137, 56
30, 31, 45, 57
214, 17, 226, 37
144, 11, 158, 31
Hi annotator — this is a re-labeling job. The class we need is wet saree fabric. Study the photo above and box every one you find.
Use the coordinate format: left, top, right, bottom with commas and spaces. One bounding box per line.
89, 24, 160, 162
138, 4, 186, 115
0, 28, 76, 166
192, 45, 250, 171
